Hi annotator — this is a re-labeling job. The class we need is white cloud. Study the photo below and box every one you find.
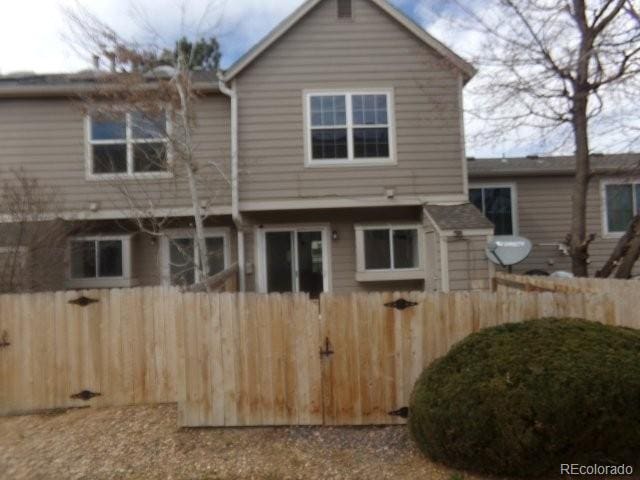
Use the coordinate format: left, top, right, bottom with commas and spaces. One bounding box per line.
0, 0, 305, 74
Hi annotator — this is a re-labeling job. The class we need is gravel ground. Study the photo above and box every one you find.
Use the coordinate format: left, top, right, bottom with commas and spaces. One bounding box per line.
0, 404, 487, 480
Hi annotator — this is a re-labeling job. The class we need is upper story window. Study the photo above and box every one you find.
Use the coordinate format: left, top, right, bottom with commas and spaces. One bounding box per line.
162, 229, 230, 287
68, 235, 134, 288
87, 111, 170, 179
469, 185, 517, 235
304, 90, 396, 167
603, 180, 640, 234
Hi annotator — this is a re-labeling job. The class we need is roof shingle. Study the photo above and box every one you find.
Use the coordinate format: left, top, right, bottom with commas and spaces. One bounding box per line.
424, 203, 494, 231
468, 153, 640, 177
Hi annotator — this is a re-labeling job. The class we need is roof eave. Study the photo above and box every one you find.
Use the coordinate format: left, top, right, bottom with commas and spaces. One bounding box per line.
469, 167, 638, 178
0, 81, 220, 99
222, 0, 477, 83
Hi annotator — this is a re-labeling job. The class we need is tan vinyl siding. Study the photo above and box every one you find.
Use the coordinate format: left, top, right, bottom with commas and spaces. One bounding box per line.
473, 175, 640, 276
235, 0, 466, 204
422, 212, 442, 292
0, 95, 231, 216
447, 236, 492, 291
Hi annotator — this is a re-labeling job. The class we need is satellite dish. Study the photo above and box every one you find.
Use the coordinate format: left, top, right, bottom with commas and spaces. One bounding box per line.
486, 236, 533, 270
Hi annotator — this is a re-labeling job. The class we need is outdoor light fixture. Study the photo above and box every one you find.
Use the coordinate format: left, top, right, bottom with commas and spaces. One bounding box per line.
332, 231, 339, 241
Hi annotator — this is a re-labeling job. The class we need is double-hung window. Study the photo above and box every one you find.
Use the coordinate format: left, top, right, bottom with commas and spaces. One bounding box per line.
355, 224, 424, 281
305, 90, 395, 166
87, 110, 170, 178
469, 185, 516, 235
163, 229, 229, 287
68, 235, 133, 288
603, 181, 640, 234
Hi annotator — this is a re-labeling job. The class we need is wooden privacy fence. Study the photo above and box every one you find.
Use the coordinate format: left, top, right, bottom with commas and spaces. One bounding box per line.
0, 287, 634, 424
178, 290, 624, 427
493, 272, 640, 322
0, 288, 178, 416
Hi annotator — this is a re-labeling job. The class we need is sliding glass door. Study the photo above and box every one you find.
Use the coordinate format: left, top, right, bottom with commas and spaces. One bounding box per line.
263, 227, 328, 298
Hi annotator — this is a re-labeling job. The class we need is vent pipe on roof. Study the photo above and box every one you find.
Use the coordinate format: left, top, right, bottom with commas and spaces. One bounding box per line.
92, 55, 100, 70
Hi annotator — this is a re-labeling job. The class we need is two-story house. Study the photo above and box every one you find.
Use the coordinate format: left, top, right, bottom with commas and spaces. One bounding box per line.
0, 0, 498, 295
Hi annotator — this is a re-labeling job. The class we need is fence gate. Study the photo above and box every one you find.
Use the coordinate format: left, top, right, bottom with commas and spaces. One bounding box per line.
319, 292, 479, 425
177, 291, 486, 427
176, 293, 323, 427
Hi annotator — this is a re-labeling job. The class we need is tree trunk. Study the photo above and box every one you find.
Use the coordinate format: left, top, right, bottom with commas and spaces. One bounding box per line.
615, 216, 640, 278
175, 72, 210, 292
569, 93, 591, 277
596, 215, 640, 277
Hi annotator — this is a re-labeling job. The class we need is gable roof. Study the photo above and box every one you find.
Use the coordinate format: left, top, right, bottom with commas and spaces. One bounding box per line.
468, 153, 640, 178
424, 203, 493, 231
222, 0, 476, 83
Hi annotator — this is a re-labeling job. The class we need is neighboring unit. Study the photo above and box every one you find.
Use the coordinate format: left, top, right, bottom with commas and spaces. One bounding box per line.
468, 154, 640, 276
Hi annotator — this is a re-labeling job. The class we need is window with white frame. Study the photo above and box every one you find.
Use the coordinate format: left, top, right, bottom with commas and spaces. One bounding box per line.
604, 181, 640, 233
469, 185, 515, 235
163, 230, 228, 287
305, 90, 395, 165
355, 225, 422, 274
88, 110, 169, 177
69, 236, 131, 281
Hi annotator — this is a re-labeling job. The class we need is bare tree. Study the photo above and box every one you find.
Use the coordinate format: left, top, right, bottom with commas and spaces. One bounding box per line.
0, 170, 75, 293
64, 2, 229, 290
431, 0, 640, 276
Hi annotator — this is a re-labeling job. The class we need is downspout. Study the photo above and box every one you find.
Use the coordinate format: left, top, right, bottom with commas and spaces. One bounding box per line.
218, 76, 245, 292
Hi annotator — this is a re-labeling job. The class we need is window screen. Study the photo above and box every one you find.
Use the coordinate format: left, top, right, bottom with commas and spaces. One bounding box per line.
469, 187, 514, 235
364, 229, 391, 270
70, 239, 124, 279
606, 184, 635, 232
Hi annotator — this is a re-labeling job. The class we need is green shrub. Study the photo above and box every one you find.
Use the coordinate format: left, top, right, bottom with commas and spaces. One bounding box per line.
409, 318, 640, 478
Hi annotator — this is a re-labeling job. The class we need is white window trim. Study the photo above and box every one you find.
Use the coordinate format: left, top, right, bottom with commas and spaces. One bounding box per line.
84, 110, 174, 181
600, 178, 640, 238
468, 182, 519, 236
160, 227, 231, 286
302, 88, 397, 168
254, 224, 332, 294
354, 223, 425, 282
66, 234, 135, 289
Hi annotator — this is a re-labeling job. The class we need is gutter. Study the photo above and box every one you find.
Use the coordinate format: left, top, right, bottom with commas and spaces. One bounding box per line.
218, 77, 245, 292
